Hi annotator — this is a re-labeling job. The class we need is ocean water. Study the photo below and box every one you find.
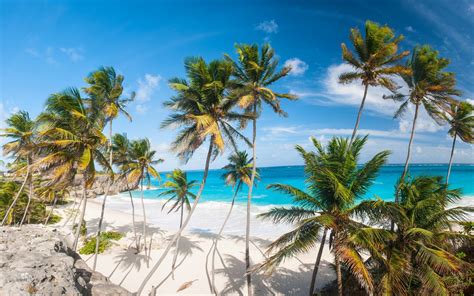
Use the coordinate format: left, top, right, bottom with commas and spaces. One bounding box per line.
103, 164, 473, 237
131, 164, 474, 206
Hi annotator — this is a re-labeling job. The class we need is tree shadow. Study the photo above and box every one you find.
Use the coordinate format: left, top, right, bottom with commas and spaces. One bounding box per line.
168, 234, 204, 257
217, 254, 334, 296
109, 245, 149, 285
189, 228, 219, 240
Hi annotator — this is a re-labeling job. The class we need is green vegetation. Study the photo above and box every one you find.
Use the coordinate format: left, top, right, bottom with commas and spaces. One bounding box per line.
73, 219, 87, 238
160, 169, 198, 277
79, 231, 124, 255
0, 181, 61, 225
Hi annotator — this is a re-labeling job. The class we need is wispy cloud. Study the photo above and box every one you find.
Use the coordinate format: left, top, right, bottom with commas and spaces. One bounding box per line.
405, 26, 415, 33
284, 58, 308, 76
136, 74, 161, 102
25, 46, 84, 64
290, 63, 445, 133
256, 20, 278, 34
59, 47, 84, 62
407, 0, 473, 56
135, 104, 149, 114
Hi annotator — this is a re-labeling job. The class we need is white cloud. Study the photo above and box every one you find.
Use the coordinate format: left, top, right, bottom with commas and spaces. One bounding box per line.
302, 63, 445, 133
405, 26, 416, 32
256, 20, 278, 34
468, 4, 474, 13
466, 98, 474, 105
284, 58, 309, 76
25, 46, 84, 64
59, 47, 84, 62
256, 125, 474, 165
25, 48, 40, 57
136, 74, 161, 102
135, 104, 149, 114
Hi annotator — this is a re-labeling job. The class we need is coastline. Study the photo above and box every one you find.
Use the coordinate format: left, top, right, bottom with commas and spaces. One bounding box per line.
53, 195, 336, 295
51, 189, 474, 295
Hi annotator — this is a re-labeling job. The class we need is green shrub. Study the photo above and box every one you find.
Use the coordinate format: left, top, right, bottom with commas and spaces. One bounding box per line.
0, 181, 59, 225
79, 231, 124, 255
73, 220, 87, 237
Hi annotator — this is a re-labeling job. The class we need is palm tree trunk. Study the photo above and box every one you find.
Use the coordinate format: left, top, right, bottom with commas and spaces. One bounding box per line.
92, 119, 114, 271
335, 253, 343, 296
139, 173, 149, 263
73, 177, 88, 251
126, 182, 139, 251
309, 228, 328, 296
44, 196, 58, 225
349, 83, 369, 147
171, 204, 184, 279
70, 191, 82, 230
446, 134, 457, 185
63, 191, 78, 227
245, 103, 258, 296
398, 102, 420, 202
137, 141, 214, 295
1, 158, 30, 226
210, 185, 240, 293
19, 175, 33, 226
93, 181, 112, 271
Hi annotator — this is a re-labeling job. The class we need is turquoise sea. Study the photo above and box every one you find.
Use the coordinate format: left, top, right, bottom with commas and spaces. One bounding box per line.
136, 164, 474, 206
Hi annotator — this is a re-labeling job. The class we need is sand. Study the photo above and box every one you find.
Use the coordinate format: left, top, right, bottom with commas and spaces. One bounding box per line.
51, 196, 336, 296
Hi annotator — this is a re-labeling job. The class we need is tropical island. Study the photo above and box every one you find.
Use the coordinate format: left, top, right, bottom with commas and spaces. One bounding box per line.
1, 2, 473, 296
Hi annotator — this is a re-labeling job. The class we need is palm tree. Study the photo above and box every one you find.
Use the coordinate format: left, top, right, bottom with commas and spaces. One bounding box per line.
84, 66, 134, 271
137, 57, 250, 295
226, 43, 296, 295
112, 133, 140, 250
0, 111, 36, 226
258, 136, 390, 296
445, 101, 474, 184
36, 87, 110, 251
339, 20, 410, 146
159, 169, 198, 278
351, 176, 472, 295
127, 138, 163, 259
207, 151, 257, 293
384, 46, 460, 196
37, 183, 69, 225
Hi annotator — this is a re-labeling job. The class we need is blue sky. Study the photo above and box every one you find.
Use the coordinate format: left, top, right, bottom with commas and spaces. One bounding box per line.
1, 0, 473, 170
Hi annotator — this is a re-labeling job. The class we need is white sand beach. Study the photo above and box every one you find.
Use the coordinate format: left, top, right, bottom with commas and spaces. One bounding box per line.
52, 195, 336, 295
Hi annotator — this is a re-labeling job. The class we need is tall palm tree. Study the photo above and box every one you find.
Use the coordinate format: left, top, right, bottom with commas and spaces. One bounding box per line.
36, 87, 110, 251
137, 57, 250, 295
445, 101, 474, 184
159, 169, 198, 278
84, 66, 134, 271
339, 20, 410, 146
226, 43, 296, 295
384, 45, 461, 197
127, 138, 163, 259
351, 176, 472, 295
112, 133, 140, 250
0, 111, 36, 226
207, 151, 257, 293
258, 136, 390, 296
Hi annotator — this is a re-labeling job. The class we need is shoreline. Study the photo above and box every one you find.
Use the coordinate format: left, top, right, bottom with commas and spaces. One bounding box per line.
53, 196, 336, 295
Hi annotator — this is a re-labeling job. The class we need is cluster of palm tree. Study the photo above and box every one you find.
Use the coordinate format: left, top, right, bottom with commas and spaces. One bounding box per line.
0, 67, 162, 270
1, 18, 472, 296
137, 47, 295, 294
254, 20, 473, 296
339, 20, 473, 189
